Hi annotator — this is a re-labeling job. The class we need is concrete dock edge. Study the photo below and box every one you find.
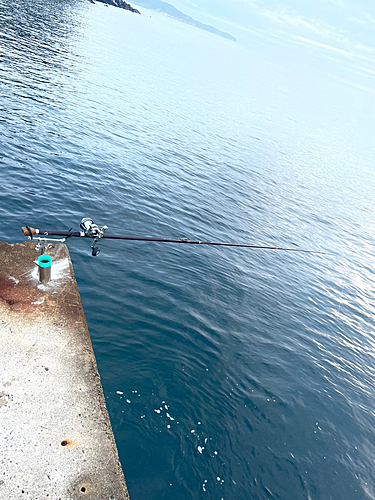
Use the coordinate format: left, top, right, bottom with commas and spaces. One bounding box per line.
0, 240, 129, 499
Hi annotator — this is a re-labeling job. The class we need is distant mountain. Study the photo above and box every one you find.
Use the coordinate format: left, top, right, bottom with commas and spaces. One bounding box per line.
135, 0, 237, 42
93, 0, 140, 14
91, 0, 236, 42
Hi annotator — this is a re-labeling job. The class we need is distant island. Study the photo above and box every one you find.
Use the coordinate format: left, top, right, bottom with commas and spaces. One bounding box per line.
90, 0, 237, 42
91, 0, 140, 14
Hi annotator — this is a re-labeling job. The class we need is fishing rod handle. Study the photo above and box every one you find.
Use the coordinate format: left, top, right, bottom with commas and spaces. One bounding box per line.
21, 227, 83, 238
21, 226, 37, 236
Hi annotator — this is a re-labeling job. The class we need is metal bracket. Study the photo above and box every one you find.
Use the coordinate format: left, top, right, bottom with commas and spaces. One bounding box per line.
30, 236, 66, 254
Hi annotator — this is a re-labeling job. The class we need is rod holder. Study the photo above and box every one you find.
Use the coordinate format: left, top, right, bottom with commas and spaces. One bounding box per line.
38, 255, 52, 284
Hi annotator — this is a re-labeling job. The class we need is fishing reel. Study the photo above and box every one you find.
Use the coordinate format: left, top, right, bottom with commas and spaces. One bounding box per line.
80, 218, 108, 256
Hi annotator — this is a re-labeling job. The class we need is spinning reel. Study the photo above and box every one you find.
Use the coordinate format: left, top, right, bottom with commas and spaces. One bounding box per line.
79, 218, 108, 256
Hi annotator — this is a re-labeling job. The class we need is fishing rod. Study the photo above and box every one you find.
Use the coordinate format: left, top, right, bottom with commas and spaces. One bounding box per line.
21, 218, 327, 257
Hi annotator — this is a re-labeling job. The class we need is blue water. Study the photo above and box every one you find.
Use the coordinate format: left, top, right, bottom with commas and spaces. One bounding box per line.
2, 0, 375, 498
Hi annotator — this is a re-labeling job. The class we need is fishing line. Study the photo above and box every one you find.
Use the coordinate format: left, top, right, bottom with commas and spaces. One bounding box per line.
337, 259, 348, 316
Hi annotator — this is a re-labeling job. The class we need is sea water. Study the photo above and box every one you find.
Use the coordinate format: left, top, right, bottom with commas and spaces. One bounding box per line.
1, 0, 375, 498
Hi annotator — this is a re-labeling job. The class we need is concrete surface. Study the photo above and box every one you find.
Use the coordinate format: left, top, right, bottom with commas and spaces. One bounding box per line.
0, 240, 129, 500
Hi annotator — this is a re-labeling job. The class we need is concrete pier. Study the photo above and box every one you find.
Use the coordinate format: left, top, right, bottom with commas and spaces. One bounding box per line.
0, 240, 129, 499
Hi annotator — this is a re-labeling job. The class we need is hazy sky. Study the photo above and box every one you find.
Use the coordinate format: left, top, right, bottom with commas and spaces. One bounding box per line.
168, 0, 375, 62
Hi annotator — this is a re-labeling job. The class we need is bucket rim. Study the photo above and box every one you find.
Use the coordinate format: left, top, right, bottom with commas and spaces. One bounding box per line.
37, 255, 52, 268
